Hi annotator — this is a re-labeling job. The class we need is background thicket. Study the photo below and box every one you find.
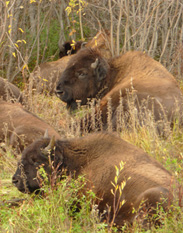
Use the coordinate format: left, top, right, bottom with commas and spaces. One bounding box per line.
0, 0, 183, 83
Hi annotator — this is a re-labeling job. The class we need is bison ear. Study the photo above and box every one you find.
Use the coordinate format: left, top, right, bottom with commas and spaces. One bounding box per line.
81, 42, 87, 48
91, 57, 108, 82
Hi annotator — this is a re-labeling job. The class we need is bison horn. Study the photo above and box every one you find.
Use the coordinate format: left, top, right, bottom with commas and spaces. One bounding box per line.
43, 136, 55, 155
81, 42, 87, 48
91, 58, 99, 69
44, 129, 49, 138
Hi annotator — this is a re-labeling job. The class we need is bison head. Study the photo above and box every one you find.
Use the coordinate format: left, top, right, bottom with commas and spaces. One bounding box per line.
55, 48, 109, 110
12, 136, 63, 193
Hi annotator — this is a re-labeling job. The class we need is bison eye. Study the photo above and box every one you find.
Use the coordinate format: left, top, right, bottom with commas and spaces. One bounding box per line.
30, 157, 39, 165
76, 69, 88, 80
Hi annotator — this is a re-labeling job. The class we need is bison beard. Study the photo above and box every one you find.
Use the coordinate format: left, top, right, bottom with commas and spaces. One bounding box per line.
55, 48, 183, 130
12, 133, 174, 228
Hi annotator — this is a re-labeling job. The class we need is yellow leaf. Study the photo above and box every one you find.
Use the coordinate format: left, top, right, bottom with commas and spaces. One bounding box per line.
12, 52, 16, 57
8, 29, 11, 34
19, 28, 24, 33
43, 79, 48, 82
6, 1, 9, 7
121, 181, 126, 190
17, 40, 22, 43
8, 14, 12, 18
22, 64, 28, 70
30, 0, 36, 3
14, 43, 19, 48
22, 40, 26, 44
114, 176, 118, 184
65, 6, 71, 16
20, 6, 24, 9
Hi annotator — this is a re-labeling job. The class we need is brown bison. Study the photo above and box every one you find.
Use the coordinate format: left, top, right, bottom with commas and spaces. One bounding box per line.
0, 77, 23, 103
12, 132, 174, 227
55, 48, 183, 128
0, 101, 61, 151
31, 31, 112, 94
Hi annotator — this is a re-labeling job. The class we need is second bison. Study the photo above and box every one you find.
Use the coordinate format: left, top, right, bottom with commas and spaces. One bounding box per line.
55, 48, 183, 129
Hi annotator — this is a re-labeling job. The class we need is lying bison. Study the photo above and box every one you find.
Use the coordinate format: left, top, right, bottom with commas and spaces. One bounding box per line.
55, 48, 183, 129
31, 31, 112, 95
31, 56, 71, 94
0, 101, 61, 151
0, 77, 23, 103
12, 132, 174, 227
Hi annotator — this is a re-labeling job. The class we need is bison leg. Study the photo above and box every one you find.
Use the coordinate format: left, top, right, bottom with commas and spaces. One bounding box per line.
134, 186, 173, 228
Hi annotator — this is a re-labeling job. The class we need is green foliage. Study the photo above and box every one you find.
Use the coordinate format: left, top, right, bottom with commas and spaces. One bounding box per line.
0, 175, 106, 233
27, 17, 61, 72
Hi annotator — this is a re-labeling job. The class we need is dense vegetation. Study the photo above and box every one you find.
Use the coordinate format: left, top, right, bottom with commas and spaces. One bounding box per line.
0, 0, 183, 232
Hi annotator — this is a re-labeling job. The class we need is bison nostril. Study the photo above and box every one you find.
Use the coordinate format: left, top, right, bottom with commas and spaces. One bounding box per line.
12, 176, 19, 185
55, 89, 64, 96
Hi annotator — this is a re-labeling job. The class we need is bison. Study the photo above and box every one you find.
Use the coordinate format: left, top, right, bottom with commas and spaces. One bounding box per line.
0, 101, 61, 151
0, 77, 23, 103
31, 56, 71, 94
12, 132, 174, 227
31, 31, 112, 95
55, 48, 183, 129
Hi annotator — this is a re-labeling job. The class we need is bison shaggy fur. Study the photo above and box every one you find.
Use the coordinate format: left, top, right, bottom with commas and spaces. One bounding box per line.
12, 132, 174, 227
56, 48, 183, 129
0, 101, 61, 151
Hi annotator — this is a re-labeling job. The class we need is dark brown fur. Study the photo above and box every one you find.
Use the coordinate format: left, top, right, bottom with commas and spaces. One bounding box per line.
55, 48, 183, 128
12, 132, 174, 227
0, 101, 61, 151
59, 40, 84, 58
0, 77, 23, 103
